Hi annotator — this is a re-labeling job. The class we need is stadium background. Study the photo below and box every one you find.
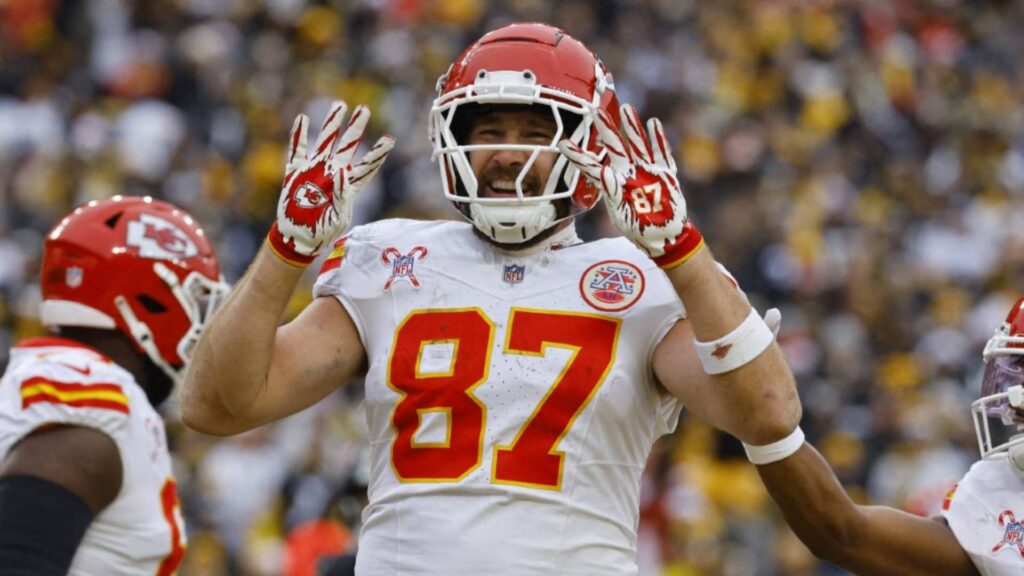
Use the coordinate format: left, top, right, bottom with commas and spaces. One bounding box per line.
1, 0, 1022, 574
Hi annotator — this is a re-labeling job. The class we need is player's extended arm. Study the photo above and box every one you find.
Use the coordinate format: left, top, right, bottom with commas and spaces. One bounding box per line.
0, 426, 122, 575
560, 105, 799, 445
181, 101, 394, 436
655, 252, 798, 445
757, 443, 979, 576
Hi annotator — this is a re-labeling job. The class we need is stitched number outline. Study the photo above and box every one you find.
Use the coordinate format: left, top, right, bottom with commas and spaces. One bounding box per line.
388, 308, 620, 490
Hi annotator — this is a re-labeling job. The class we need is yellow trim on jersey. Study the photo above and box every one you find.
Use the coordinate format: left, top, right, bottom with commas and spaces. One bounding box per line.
21, 382, 129, 406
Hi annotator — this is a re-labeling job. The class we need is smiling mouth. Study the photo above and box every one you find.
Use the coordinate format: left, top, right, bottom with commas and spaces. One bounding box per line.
485, 179, 536, 198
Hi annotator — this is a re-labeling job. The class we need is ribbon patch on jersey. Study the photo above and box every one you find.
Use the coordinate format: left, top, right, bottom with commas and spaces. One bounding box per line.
993, 510, 1024, 557
579, 260, 646, 312
20, 377, 129, 415
381, 246, 428, 290
503, 264, 526, 285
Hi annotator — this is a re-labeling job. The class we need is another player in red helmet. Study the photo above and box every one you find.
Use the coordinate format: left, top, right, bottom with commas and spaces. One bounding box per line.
744, 296, 1024, 576
183, 22, 800, 575
0, 196, 228, 575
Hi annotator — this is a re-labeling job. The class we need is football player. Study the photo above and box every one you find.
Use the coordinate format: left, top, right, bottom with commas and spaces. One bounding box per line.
0, 197, 229, 575
753, 296, 1024, 576
182, 23, 801, 574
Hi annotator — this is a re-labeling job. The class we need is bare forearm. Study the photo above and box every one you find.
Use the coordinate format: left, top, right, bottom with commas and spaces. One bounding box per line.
182, 244, 304, 431
757, 445, 977, 576
665, 247, 800, 443
757, 445, 860, 557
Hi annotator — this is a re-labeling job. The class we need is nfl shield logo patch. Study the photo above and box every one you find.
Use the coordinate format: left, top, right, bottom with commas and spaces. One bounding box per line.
381, 246, 428, 290
993, 510, 1024, 557
65, 266, 84, 289
503, 264, 525, 285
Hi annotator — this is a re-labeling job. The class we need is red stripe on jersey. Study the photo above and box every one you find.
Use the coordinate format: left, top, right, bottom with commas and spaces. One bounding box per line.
19, 378, 124, 395
318, 236, 349, 276
22, 394, 130, 415
319, 257, 342, 274
942, 483, 959, 511
20, 377, 129, 414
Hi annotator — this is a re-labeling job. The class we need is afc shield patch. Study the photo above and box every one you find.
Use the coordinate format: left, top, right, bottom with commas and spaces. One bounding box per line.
579, 260, 645, 312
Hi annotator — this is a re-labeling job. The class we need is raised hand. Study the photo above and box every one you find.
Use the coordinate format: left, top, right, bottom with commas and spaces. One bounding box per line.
559, 105, 703, 269
267, 100, 395, 267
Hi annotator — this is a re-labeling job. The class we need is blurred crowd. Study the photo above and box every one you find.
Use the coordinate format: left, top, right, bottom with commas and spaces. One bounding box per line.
2, 0, 1023, 574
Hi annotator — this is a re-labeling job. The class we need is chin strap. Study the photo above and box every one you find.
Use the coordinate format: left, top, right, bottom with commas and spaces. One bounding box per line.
114, 293, 181, 385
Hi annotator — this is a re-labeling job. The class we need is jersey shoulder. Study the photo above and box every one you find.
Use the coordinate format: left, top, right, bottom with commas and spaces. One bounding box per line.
943, 457, 1024, 575
315, 219, 472, 294
944, 458, 1020, 512
1, 340, 134, 439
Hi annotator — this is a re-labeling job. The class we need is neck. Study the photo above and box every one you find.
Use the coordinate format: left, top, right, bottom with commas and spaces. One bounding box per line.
54, 327, 173, 407
474, 219, 579, 253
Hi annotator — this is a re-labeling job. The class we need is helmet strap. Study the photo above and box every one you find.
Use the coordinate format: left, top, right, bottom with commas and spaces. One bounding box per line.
114, 294, 182, 385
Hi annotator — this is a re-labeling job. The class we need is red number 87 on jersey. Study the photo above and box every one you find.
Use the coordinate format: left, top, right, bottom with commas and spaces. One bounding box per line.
387, 308, 620, 490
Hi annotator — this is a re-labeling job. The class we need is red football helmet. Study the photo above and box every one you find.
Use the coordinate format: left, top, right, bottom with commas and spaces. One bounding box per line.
973, 295, 1024, 461
40, 196, 229, 384
430, 22, 620, 243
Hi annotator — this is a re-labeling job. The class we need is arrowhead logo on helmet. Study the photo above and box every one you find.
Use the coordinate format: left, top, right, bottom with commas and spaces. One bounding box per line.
127, 214, 199, 260
40, 196, 229, 392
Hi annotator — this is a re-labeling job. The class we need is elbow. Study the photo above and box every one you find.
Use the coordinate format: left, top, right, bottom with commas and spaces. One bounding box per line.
178, 377, 248, 437
746, 391, 803, 445
179, 403, 235, 437
179, 396, 253, 437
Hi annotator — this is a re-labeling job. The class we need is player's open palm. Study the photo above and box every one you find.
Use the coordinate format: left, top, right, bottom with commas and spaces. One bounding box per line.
559, 105, 703, 269
268, 100, 395, 266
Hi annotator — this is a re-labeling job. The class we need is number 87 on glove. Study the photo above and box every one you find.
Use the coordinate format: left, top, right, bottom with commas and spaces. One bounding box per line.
558, 104, 704, 269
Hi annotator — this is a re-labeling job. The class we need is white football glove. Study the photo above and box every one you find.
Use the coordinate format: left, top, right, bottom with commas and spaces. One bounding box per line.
559, 104, 703, 268
267, 100, 395, 266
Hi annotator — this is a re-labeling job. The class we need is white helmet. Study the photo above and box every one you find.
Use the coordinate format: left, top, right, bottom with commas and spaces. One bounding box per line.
429, 22, 619, 244
972, 296, 1024, 474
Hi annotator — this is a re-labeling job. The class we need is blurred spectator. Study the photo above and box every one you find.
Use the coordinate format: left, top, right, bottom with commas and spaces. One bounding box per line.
4, 0, 1024, 573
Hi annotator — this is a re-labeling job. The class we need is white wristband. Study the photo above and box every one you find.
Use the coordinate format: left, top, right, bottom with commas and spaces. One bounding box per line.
693, 308, 774, 375
743, 426, 805, 465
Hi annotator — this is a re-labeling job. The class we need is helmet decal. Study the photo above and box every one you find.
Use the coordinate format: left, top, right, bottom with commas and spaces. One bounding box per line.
126, 213, 199, 260
40, 196, 229, 385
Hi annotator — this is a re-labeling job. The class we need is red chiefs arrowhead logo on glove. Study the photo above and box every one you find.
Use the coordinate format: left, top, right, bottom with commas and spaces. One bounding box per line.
267, 100, 395, 268
295, 182, 329, 208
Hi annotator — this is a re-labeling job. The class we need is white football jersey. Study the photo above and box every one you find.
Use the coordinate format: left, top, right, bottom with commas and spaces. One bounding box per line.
314, 219, 688, 575
942, 456, 1024, 576
0, 338, 186, 576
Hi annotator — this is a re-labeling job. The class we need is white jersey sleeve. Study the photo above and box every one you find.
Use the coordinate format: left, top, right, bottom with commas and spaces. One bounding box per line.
0, 338, 186, 576
0, 342, 130, 442
942, 457, 1024, 576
